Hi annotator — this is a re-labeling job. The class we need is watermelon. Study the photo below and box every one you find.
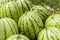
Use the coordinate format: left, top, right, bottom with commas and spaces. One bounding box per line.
0, 1, 23, 22
0, 0, 17, 7
38, 27, 60, 40
18, 11, 44, 40
6, 34, 30, 40
0, 18, 19, 40
16, 0, 32, 13
45, 14, 60, 28
31, 5, 48, 22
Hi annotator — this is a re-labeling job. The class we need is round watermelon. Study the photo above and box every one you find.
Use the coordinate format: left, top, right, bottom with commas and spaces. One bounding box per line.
18, 11, 44, 40
31, 5, 48, 22
38, 27, 60, 40
45, 14, 60, 28
6, 34, 30, 40
0, 18, 19, 40
0, 1, 23, 22
16, 0, 32, 13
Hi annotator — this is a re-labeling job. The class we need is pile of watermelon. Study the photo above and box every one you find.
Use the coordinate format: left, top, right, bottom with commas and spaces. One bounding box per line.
0, 0, 60, 40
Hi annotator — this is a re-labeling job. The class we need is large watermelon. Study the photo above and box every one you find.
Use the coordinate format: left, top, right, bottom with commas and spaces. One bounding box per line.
18, 11, 44, 40
16, 0, 32, 13
31, 5, 48, 22
0, 1, 23, 22
38, 27, 60, 40
6, 34, 30, 40
0, 18, 19, 40
45, 14, 60, 28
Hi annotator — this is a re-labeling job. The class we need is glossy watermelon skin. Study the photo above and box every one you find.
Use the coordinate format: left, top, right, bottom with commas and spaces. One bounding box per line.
6, 34, 30, 40
45, 14, 60, 28
0, 18, 19, 40
18, 11, 44, 40
38, 27, 60, 40
16, 0, 32, 13
0, 1, 23, 22
31, 5, 48, 22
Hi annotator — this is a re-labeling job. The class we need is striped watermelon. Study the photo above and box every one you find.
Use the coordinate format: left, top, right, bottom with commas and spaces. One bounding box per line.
0, 0, 17, 7
6, 34, 30, 40
45, 14, 60, 28
38, 27, 60, 40
16, 0, 32, 13
31, 5, 48, 22
0, 18, 19, 40
18, 11, 44, 40
0, 1, 23, 22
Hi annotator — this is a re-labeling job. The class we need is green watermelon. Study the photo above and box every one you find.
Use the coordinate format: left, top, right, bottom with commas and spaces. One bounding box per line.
0, 1, 23, 22
45, 14, 60, 28
0, 18, 19, 40
31, 5, 48, 22
6, 34, 30, 40
16, 0, 32, 13
18, 11, 44, 40
38, 27, 60, 40
0, 0, 17, 7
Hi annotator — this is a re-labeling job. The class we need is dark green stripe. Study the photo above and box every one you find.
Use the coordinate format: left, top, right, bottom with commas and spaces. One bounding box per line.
12, 2, 18, 19
33, 11, 44, 30
46, 29, 49, 40
20, 0, 25, 13
24, 0, 30, 10
27, 15, 36, 39
8, 19, 19, 34
50, 29, 59, 40
25, 18, 31, 39
34, 10, 44, 20
1, 6, 4, 18
4, 19, 14, 34
38, 10, 46, 18
2, 19, 6, 40
28, 13, 40, 36
39, 10, 48, 17
54, 19, 60, 28
20, 18, 25, 34
8, 3, 13, 19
